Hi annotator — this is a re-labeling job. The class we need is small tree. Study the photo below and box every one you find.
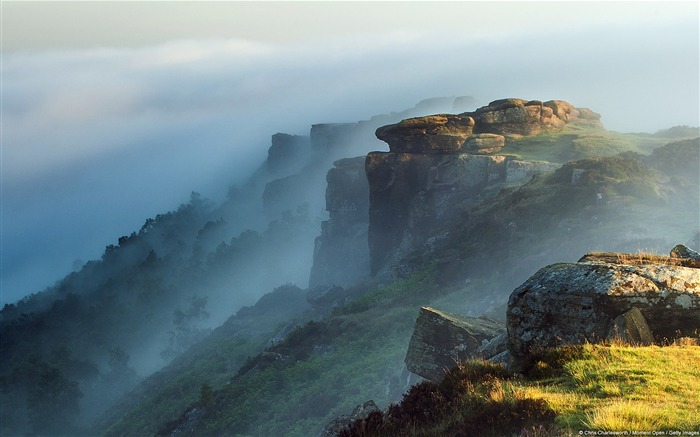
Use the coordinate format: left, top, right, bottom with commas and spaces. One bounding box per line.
161, 296, 211, 360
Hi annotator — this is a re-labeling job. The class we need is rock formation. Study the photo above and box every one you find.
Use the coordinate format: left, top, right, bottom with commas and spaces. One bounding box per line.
469, 98, 602, 137
606, 307, 654, 345
318, 400, 380, 437
670, 244, 700, 267
366, 152, 506, 274
365, 98, 592, 276
266, 133, 310, 176
507, 249, 700, 358
309, 157, 370, 288
404, 307, 505, 381
375, 114, 475, 154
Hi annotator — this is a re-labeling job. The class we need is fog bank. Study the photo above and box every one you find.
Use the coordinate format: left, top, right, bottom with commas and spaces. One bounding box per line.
2, 19, 699, 304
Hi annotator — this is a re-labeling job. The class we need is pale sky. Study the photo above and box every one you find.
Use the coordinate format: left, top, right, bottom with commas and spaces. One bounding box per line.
3, 1, 697, 51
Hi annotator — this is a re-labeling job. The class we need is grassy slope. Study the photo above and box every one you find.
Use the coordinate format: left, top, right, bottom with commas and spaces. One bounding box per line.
343, 344, 700, 436
501, 124, 674, 163
534, 344, 700, 432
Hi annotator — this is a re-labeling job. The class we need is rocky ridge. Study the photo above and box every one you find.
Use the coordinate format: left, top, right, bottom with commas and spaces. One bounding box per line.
366, 98, 595, 276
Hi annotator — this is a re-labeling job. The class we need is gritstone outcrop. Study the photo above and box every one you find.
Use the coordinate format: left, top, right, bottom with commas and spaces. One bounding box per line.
366, 98, 590, 276
507, 247, 700, 359
309, 157, 370, 288
404, 307, 505, 381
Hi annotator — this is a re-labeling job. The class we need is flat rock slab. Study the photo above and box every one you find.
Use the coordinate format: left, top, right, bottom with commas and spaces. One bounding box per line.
405, 306, 505, 381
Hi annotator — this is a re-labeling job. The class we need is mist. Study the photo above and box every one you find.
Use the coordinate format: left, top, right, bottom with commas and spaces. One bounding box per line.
2, 16, 699, 305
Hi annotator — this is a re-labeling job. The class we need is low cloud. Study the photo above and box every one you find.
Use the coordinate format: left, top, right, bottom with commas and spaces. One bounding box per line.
2, 21, 698, 304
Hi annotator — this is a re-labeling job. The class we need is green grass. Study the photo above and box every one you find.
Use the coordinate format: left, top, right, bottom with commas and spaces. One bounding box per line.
530, 343, 700, 432
500, 125, 686, 164
342, 344, 700, 436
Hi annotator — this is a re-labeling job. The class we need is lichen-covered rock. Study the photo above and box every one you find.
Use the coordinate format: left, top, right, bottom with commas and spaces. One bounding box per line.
463, 133, 505, 154
606, 307, 654, 345
405, 307, 505, 381
375, 114, 475, 154
507, 258, 700, 358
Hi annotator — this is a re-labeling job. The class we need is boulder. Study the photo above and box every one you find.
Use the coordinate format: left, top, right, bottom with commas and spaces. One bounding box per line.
670, 244, 700, 268
606, 307, 654, 345
463, 133, 505, 155
375, 114, 475, 154
543, 100, 579, 121
405, 307, 505, 381
318, 400, 380, 437
467, 98, 603, 136
507, 256, 700, 358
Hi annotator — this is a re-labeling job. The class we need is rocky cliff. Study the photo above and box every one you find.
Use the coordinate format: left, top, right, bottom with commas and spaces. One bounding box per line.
309, 157, 370, 288
366, 98, 592, 276
261, 97, 478, 222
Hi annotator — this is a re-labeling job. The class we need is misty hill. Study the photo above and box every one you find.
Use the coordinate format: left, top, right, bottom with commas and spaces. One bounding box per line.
1, 97, 698, 437
0, 97, 476, 436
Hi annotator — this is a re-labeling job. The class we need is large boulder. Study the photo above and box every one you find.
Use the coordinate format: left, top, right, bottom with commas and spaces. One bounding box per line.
507, 254, 700, 358
405, 307, 505, 381
468, 98, 603, 137
606, 307, 654, 345
670, 244, 700, 268
375, 114, 475, 154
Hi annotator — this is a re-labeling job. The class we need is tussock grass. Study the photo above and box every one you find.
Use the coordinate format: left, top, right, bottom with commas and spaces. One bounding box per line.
525, 344, 700, 433
343, 344, 700, 436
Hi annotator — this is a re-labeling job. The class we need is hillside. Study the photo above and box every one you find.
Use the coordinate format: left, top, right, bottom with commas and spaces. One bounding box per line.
2, 97, 698, 437
341, 343, 700, 436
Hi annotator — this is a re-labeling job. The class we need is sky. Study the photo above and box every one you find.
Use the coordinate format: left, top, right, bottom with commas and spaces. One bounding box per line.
2, 1, 699, 305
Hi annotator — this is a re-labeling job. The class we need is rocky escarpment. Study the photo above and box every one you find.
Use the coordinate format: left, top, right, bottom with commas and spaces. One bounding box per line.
262, 97, 478, 222
309, 157, 370, 288
507, 245, 700, 359
366, 98, 589, 276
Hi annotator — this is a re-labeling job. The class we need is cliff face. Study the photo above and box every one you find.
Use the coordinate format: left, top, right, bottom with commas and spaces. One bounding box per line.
309, 157, 370, 288
261, 97, 479, 222
365, 98, 589, 276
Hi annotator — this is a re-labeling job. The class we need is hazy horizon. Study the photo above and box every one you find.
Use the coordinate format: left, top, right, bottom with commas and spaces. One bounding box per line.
2, 1, 699, 305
